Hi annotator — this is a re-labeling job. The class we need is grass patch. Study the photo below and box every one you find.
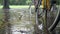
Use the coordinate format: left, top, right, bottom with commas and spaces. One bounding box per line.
0, 5, 43, 9
0, 5, 60, 9
0, 5, 34, 9
10, 5, 34, 8
0, 5, 3, 9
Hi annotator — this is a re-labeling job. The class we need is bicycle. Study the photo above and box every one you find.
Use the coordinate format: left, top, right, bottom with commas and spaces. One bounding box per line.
33, 0, 60, 34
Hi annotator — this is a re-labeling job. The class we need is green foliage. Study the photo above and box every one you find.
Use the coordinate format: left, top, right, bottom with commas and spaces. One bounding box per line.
0, 0, 60, 5
26, 0, 32, 5
56, 0, 60, 5
10, 0, 27, 5
0, 0, 32, 5
0, 0, 3, 5
10, 0, 32, 5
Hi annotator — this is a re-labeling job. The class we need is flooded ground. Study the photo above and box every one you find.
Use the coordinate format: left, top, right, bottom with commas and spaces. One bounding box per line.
0, 7, 60, 34
9, 8, 35, 34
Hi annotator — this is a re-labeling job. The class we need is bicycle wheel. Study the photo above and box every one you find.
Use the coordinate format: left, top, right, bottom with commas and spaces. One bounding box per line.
34, 0, 60, 34
34, 5, 60, 34
48, 5, 60, 31
38, 5, 60, 32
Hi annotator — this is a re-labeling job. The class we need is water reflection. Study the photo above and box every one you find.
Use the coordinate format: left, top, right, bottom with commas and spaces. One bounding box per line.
9, 9, 35, 34
0, 8, 60, 34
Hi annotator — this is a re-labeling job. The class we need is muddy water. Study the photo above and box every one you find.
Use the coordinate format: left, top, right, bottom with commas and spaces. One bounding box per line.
0, 8, 35, 34
0, 7, 60, 34
8, 9, 35, 34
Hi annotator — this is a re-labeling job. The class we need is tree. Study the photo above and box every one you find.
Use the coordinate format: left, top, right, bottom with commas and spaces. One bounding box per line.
3, 0, 10, 34
3, 0, 10, 9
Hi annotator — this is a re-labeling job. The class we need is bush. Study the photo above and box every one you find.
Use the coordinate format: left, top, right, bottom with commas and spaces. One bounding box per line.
26, 0, 32, 5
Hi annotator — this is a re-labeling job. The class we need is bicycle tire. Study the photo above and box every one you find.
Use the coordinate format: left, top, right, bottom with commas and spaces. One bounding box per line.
48, 8, 60, 31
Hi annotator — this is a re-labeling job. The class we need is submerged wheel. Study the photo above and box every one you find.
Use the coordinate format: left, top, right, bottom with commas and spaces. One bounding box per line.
48, 6, 60, 31
38, 5, 60, 32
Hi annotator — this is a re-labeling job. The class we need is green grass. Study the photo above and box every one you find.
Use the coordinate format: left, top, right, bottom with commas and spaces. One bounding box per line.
0, 5, 3, 9
10, 5, 34, 8
0, 5, 43, 9
0, 5, 60, 9
0, 5, 34, 9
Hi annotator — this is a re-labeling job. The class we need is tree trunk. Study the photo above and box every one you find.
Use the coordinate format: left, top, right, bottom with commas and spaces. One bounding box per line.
3, 0, 11, 34
3, 0, 10, 9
